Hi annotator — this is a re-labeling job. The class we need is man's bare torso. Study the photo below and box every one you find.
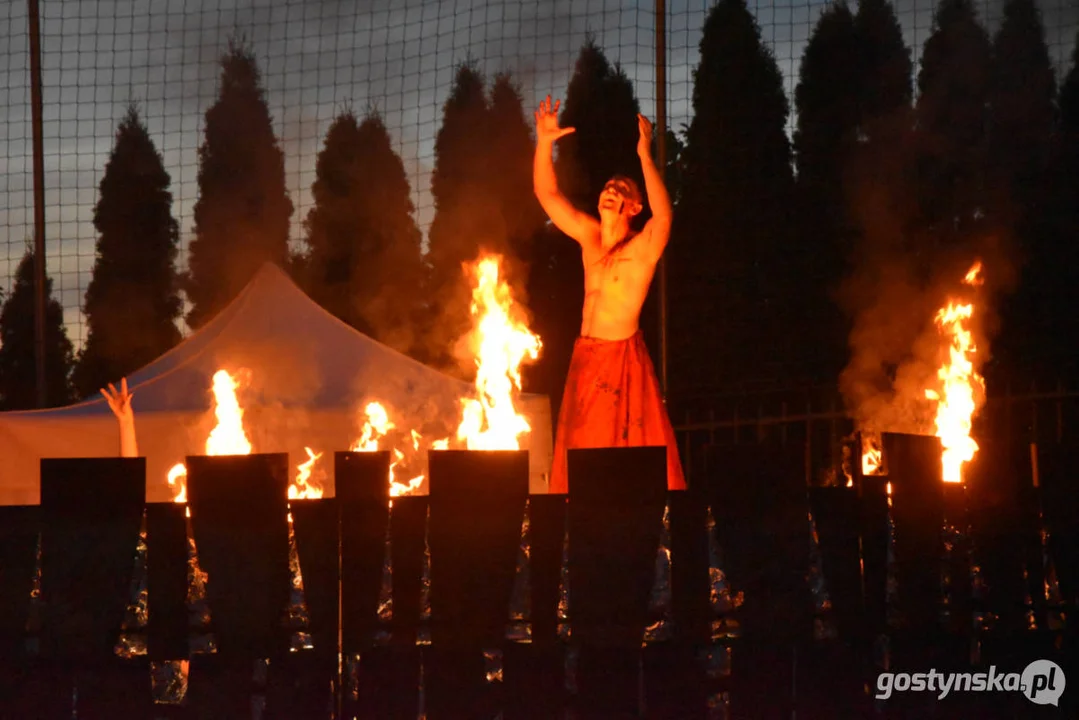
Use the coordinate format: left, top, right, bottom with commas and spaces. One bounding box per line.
579, 228, 657, 340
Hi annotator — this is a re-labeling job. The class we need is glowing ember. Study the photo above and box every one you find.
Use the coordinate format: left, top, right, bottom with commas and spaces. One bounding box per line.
289, 447, 325, 500
924, 262, 984, 484
456, 254, 541, 450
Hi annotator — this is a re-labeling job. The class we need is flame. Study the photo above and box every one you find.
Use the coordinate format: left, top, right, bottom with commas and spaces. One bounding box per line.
167, 369, 253, 505
351, 401, 430, 497
353, 401, 393, 452
861, 432, 884, 478
925, 262, 984, 483
167, 463, 188, 504
205, 370, 252, 456
289, 447, 325, 500
346, 257, 540, 494
456, 255, 541, 450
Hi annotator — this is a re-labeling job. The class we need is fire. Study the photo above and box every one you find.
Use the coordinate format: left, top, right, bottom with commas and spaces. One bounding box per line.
289, 447, 325, 500
167, 369, 253, 504
861, 431, 884, 478
353, 401, 393, 452
205, 370, 252, 456
924, 262, 984, 483
351, 401, 429, 497
456, 255, 541, 450
167, 462, 188, 503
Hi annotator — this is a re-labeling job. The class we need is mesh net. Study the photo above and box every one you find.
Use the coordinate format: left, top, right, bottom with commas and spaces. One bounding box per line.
1, 0, 1077, 347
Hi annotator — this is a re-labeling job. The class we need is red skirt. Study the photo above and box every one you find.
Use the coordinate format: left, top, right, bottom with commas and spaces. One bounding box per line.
549, 331, 686, 493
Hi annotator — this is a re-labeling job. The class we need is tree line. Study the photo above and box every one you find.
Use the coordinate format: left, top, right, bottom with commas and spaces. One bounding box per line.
2, 0, 1077, 415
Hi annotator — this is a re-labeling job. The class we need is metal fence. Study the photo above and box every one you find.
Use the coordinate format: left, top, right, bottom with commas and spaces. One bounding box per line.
671, 383, 1079, 486
3, 0, 1077, 348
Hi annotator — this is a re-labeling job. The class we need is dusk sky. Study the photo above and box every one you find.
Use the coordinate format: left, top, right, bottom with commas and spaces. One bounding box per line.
2, 0, 1077, 346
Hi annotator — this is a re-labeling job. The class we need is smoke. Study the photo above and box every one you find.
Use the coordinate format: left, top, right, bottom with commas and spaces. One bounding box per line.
838, 121, 1016, 435
418, 203, 536, 380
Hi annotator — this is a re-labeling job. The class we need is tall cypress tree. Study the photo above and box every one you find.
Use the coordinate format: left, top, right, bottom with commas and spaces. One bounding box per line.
73, 105, 181, 398
670, 0, 794, 392
854, 0, 913, 130
304, 110, 425, 355
487, 72, 546, 275
913, 0, 992, 258
423, 63, 544, 373
846, 0, 914, 257
988, 0, 1055, 227
793, 2, 861, 381
424, 62, 501, 373
555, 38, 643, 211
0, 249, 74, 409
1030, 32, 1079, 380
186, 37, 293, 329
987, 0, 1058, 377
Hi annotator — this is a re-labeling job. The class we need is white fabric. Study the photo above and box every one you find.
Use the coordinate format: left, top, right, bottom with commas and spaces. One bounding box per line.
0, 263, 553, 504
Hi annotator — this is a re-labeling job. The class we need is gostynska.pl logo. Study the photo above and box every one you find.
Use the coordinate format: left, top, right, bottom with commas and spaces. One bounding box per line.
876, 659, 1065, 706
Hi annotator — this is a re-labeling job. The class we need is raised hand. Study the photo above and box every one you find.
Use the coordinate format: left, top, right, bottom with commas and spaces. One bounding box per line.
637, 113, 654, 156
101, 377, 134, 421
535, 95, 575, 144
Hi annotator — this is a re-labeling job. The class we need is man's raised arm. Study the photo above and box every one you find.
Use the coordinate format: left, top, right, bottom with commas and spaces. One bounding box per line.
636, 114, 673, 261
102, 378, 138, 458
533, 96, 597, 244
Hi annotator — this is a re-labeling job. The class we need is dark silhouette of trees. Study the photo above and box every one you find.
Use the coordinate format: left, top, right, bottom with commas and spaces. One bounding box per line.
487, 73, 547, 266
1028, 31, 1079, 380
525, 37, 641, 413
0, 249, 74, 410
185, 37, 293, 329
913, 0, 992, 259
425, 62, 503, 372
846, 0, 914, 253
854, 0, 913, 130
987, 0, 1059, 378
425, 62, 544, 373
302, 110, 425, 356
669, 0, 794, 393
554, 38, 643, 212
793, 1, 861, 382
988, 0, 1055, 223
72, 105, 181, 398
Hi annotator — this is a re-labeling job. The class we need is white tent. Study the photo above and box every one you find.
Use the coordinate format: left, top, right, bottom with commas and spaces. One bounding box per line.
0, 263, 553, 505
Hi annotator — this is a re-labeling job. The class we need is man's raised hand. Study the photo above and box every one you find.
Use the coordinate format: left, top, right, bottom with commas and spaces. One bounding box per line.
637, 113, 654, 156
101, 377, 134, 421
535, 95, 575, 143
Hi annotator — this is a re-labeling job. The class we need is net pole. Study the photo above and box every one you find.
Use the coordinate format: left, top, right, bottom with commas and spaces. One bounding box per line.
27, 0, 47, 408
655, 0, 669, 399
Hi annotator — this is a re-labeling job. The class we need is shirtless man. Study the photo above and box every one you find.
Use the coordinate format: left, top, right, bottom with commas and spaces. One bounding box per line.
533, 96, 685, 492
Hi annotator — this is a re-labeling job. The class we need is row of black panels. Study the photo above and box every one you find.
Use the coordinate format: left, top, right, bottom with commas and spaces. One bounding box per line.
3, 438, 1079, 659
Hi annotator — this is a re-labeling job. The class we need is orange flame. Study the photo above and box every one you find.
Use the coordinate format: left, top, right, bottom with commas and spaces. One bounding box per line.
925, 262, 984, 483
167, 369, 253, 505
289, 447, 325, 500
205, 370, 252, 456
456, 255, 541, 450
346, 256, 540, 494
351, 401, 430, 497
167, 462, 188, 504
861, 432, 884, 478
